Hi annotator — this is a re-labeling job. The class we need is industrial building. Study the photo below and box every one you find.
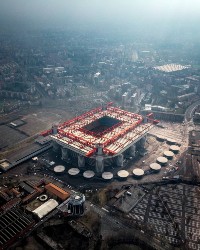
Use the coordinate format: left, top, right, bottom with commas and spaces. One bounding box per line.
45, 183, 70, 201
42, 104, 158, 173
0, 177, 86, 249
0, 208, 35, 250
32, 199, 58, 219
67, 193, 85, 216
0, 159, 12, 172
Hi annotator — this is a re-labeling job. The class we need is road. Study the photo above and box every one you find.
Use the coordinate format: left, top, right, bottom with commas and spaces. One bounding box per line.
89, 202, 122, 230
89, 202, 173, 250
185, 99, 200, 122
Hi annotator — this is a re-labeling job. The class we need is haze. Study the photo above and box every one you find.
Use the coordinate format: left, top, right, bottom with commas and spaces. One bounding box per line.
0, 0, 200, 40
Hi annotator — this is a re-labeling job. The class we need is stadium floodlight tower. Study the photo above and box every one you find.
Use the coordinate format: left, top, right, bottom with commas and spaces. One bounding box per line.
41, 103, 158, 173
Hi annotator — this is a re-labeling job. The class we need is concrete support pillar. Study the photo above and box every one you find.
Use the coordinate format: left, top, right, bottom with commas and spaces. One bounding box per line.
116, 154, 124, 167
95, 156, 104, 173
129, 144, 136, 157
52, 125, 58, 134
72, 206, 75, 215
78, 155, 85, 168
143, 117, 148, 123
139, 136, 147, 149
52, 141, 60, 152
61, 147, 68, 161
97, 145, 103, 155
73, 205, 76, 215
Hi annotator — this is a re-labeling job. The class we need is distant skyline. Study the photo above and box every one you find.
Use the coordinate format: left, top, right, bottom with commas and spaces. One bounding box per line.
0, 0, 200, 41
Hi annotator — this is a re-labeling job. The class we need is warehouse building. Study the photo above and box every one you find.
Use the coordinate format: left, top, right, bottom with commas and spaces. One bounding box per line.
45, 183, 70, 201
32, 199, 58, 219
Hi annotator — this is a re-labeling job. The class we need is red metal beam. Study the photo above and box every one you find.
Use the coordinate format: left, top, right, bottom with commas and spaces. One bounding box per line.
86, 148, 97, 157
57, 129, 95, 148
58, 106, 103, 129
108, 106, 143, 120
103, 148, 116, 156
102, 118, 143, 148
40, 129, 52, 136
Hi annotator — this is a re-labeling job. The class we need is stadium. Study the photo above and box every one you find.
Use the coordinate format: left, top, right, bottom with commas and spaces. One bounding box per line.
42, 103, 158, 173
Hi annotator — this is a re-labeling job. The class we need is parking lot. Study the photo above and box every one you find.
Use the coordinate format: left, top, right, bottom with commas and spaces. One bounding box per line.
128, 184, 200, 249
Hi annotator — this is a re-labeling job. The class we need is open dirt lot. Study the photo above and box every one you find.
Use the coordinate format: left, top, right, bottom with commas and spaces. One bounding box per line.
0, 107, 73, 160
0, 125, 27, 150
18, 108, 73, 136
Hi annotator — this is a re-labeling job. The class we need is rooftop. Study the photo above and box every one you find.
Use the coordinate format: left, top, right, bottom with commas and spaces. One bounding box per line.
32, 199, 58, 219
154, 64, 190, 73
0, 208, 35, 249
0, 159, 11, 171
45, 183, 70, 201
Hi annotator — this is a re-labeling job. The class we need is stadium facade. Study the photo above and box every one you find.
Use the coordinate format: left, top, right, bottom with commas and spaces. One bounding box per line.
42, 104, 158, 173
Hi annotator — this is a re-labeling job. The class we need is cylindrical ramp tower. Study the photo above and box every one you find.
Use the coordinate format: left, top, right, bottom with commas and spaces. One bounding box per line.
78, 155, 85, 168
140, 136, 146, 149
67, 193, 85, 215
95, 156, 104, 173
143, 117, 148, 123
61, 147, 68, 161
116, 154, 124, 167
129, 144, 136, 157
96, 144, 103, 155
52, 141, 60, 152
52, 125, 58, 134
